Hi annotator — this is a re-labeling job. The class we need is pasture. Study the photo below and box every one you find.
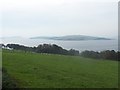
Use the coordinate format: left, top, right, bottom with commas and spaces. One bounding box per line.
2, 50, 118, 88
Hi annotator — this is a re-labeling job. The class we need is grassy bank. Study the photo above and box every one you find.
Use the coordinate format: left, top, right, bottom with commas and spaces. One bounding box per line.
2, 49, 118, 88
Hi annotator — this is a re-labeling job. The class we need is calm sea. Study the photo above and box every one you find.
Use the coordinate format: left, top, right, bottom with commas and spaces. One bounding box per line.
1, 38, 118, 52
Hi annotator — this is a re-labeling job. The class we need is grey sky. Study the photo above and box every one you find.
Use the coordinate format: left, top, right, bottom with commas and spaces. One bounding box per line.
0, 0, 118, 38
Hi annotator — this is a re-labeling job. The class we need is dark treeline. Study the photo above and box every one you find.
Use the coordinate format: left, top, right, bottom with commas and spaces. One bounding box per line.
80, 50, 119, 61
1, 43, 119, 61
5, 44, 79, 56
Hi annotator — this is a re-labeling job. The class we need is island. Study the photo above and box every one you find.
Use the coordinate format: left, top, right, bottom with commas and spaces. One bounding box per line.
30, 35, 111, 41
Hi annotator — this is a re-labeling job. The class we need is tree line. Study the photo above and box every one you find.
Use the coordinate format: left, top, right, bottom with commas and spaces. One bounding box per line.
3, 44, 79, 56
1, 43, 119, 61
80, 50, 119, 61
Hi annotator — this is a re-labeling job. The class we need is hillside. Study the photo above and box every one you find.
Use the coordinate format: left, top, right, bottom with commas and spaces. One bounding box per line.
2, 50, 118, 88
30, 35, 111, 41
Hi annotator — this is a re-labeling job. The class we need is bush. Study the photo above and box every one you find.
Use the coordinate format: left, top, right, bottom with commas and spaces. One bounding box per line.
81, 50, 119, 61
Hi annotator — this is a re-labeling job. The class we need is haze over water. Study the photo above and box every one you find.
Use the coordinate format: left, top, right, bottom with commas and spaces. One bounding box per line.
1, 38, 118, 52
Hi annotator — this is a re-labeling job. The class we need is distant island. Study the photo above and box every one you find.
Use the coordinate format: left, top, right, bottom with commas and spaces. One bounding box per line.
30, 35, 111, 41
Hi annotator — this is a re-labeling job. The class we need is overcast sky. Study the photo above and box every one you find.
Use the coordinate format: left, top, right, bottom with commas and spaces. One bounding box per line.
0, 0, 118, 38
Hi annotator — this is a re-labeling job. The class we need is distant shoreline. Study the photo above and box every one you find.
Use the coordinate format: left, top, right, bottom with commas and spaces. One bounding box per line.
30, 35, 111, 41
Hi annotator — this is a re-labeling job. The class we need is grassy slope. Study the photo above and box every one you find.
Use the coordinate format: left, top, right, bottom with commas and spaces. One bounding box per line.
0, 49, 2, 89
2, 50, 118, 88
0, 49, 1, 66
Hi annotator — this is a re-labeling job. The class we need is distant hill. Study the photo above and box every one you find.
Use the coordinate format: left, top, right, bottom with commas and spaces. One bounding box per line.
30, 35, 111, 41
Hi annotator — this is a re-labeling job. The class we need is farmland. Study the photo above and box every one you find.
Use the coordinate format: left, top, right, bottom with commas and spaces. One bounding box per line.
2, 50, 118, 88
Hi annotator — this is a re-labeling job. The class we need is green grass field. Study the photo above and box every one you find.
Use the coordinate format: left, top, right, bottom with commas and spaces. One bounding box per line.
2, 49, 118, 88
0, 49, 2, 89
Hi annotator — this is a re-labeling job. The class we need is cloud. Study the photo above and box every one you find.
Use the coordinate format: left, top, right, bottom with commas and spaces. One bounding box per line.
0, 0, 118, 38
